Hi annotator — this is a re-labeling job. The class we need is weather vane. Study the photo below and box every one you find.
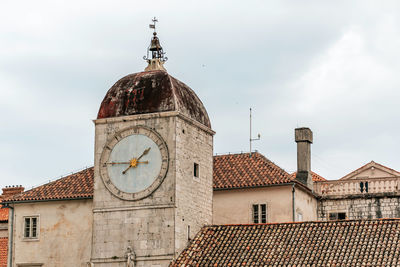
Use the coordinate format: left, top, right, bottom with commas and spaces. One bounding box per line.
149, 17, 158, 33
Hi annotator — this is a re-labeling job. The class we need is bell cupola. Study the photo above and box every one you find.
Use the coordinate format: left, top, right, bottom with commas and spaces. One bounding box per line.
144, 17, 168, 71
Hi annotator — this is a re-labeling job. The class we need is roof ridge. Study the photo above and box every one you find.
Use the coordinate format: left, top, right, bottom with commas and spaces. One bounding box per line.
207, 217, 400, 227
214, 151, 258, 157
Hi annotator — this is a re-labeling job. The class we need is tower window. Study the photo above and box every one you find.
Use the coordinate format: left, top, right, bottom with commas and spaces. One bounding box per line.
24, 216, 39, 239
252, 204, 267, 223
194, 163, 199, 178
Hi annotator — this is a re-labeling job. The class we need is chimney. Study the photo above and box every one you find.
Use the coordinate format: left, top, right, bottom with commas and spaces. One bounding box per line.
1, 185, 24, 200
295, 128, 313, 190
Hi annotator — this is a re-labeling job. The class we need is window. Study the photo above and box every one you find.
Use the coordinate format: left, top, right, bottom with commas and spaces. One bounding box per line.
329, 212, 346, 221
24, 216, 39, 239
193, 163, 199, 178
360, 181, 369, 193
252, 204, 267, 223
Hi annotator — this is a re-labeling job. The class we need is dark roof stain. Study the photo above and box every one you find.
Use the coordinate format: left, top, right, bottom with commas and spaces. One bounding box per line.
97, 70, 211, 128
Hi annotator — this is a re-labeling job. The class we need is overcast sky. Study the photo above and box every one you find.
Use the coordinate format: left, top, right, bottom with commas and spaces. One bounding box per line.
1, 0, 400, 190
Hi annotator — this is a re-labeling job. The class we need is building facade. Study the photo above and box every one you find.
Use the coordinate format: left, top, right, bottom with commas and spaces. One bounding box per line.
315, 161, 400, 220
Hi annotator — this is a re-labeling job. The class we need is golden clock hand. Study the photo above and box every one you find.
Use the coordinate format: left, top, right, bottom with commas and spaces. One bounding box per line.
137, 147, 151, 161
137, 161, 149, 164
106, 162, 130, 165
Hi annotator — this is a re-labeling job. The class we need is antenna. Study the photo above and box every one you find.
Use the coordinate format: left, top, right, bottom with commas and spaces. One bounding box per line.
249, 108, 261, 157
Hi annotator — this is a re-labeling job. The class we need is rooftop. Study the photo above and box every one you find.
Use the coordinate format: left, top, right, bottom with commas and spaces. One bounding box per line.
97, 70, 211, 128
0, 209, 8, 222
0, 237, 7, 267
171, 219, 400, 266
4, 167, 93, 203
213, 152, 293, 190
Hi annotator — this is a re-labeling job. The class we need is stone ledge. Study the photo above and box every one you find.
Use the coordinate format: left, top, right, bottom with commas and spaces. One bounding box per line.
93, 203, 176, 213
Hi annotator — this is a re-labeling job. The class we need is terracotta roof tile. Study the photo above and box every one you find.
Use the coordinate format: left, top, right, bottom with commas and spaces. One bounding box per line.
171, 219, 400, 266
0, 209, 8, 222
4, 167, 94, 202
213, 153, 292, 189
291, 171, 327, 182
0, 237, 7, 267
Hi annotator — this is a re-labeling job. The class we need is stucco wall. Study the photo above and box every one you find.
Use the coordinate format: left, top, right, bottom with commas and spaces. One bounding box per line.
213, 186, 293, 224
294, 187, 317, 221
12, 199, 92, 267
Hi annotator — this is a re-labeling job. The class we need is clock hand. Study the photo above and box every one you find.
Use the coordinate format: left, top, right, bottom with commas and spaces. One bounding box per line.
121, 160, 148, 174
137, 147, 151, 161
106, 162, 130, 165
122, 165, 132, 175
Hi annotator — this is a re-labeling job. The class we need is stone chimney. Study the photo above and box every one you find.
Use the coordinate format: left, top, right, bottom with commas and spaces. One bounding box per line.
1, 185, 24, 200
295, 128, 313, 190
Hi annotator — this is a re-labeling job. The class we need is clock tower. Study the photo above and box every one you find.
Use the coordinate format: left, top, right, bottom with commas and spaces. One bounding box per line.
90, 20, 214, 266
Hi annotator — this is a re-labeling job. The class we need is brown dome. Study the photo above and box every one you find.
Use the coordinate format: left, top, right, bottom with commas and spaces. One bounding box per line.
97, 70, 211, 128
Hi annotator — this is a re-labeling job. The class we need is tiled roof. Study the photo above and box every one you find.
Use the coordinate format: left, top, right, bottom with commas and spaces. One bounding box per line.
291, 171, 327, 182
171, 219, 400, 266
4, 167, 94, 202
213, 153, 293, 189
0, 237, 7, 267
0, 209, 8, 222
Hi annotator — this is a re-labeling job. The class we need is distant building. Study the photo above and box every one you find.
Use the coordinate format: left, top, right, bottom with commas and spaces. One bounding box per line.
315, 161, 400, 220
213, 152, 318, 224
0, 186, 24, 267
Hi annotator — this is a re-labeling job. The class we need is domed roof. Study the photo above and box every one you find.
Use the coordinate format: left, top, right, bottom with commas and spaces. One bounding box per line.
97, 70, 211, 128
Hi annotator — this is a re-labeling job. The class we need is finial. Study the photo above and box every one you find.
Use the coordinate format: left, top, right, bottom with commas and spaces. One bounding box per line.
144, 17, 167, 71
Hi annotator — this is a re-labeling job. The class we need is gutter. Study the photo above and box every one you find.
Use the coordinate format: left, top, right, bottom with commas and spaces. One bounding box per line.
3, 204, 14, 267
292, 183, 296, 222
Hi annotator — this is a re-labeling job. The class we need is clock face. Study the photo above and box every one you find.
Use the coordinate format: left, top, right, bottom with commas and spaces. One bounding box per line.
99, 126, 169, 200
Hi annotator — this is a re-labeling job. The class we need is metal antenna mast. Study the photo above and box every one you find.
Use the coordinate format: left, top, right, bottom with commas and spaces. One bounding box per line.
249, 108, 261, 157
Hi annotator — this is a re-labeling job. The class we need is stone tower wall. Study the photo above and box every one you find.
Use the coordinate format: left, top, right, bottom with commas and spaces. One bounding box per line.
174, 116, 214, 256
91, 112, 214, 266
92, 112, 178, 266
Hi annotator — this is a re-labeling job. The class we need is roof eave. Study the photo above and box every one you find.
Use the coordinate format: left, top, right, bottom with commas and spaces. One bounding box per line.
2, 196, 93, 205
213, 182, 294, 191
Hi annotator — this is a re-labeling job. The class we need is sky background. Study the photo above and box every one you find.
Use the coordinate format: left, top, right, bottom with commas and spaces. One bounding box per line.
1, 0, 400, 190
